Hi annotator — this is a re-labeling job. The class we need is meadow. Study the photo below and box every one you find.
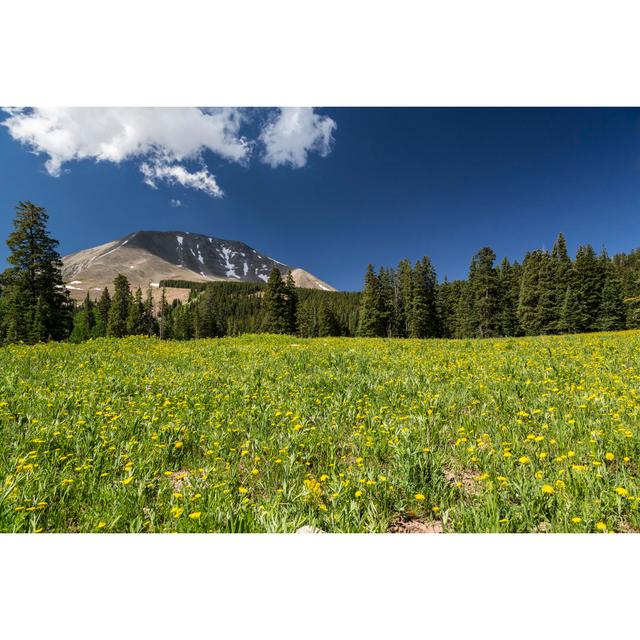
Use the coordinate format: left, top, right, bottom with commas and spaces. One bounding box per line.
0, 331, 639, 533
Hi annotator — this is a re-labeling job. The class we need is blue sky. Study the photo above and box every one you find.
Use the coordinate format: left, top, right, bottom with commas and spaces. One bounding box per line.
1, 107, 639, 291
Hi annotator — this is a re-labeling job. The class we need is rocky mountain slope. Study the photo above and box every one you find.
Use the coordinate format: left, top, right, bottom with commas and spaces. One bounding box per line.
62, 230, 335, 302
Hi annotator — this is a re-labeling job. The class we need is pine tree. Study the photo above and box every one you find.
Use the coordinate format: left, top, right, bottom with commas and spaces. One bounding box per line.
497, 258, 521, 336
467, 247, 500, 338
172, 302, 193, 340
284, 271, 298, 334
158, 287, 168, 339
358, 265, 384, 337
0, 201, 72, 343
107, 274, 132, 337
318, 303, 340, 336
378, 267, 395, 337
30, 296, 48, 343
297, 298, 317, 337
436, 278, 464, 338
95, 288, 111, 337
394, 259, 413, 337
574, 244, 603, 331
518, 250, 544, 335
143, 287, 156, 336
70, 293, 95, 342
550, 233, 571, 331
454, 280, 475, 338
598, 261, 625, 331
558, 283, 582, 333
83, 292, 96, 335
536, 252, 557, 334
127, 287, 146, 335
262, 268, 289, 334
408, 257, 437, 338
198, 288, 221, 338
192, 302, 201, 339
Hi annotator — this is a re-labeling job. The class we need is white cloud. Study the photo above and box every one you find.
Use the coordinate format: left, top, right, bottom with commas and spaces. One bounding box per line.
141, 160, 223, 198
260, 107, 336, 168
170, 198, 184, 208
1, 107, 248, 196
1, 107, 337, 197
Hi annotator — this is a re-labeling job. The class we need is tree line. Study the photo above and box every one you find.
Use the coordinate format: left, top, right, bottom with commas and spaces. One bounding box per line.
69, 271, 361, 341
2, 201, 640, 345
358, 235, 637, 338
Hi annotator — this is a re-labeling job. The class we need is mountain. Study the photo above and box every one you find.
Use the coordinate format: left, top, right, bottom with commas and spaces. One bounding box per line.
61, 230, 336, 302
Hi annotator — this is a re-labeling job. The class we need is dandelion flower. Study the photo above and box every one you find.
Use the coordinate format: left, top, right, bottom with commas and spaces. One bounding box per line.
571, 517, 582, 524
541, 484, 555, 495
188, 512, 201, 520
354, 490, 363, 498
605, 452, 615, 461
414, 493, 426, 501
596, 521, 607, 532
615, 487, 628, 497
518, 456, 530, 464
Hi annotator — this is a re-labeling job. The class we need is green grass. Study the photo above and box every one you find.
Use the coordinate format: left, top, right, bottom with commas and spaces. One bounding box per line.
1, 331, 639, 532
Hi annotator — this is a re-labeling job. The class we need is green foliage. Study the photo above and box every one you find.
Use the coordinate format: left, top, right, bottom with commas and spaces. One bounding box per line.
107, 274, 133, 338
0, 201, 72, 344
497, 259, 522, 337
70, 293, 96, 343
262, 268, 290, 334
574, 245, 603, 331
358, 265, 385, 337
284, 271, 298, 334
318, 304, 340, 337
598, 262, 625, 331
467, 247, 500, 338
558, 286, 578, 333
536, 252, 557, 334
408, 257, 438, 338
127, 288, 146, 335
518, 250, 545, 335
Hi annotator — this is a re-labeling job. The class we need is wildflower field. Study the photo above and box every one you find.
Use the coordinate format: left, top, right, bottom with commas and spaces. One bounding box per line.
1, 331, 639, 533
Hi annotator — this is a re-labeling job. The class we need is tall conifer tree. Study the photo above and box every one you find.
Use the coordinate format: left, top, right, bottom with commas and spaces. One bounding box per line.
518, 250, 544, 335
284, 271, 298, 334
408, 257, 438, 338
574, 245, 603, 331
536, 252, 557, 334
107, 274, 132, 337
598, 261, 625, 331
467, 247, 499, 337
1, 201, 72, 343
127, 287, 146, 335
358, 265, 384, 337
550, 233, 571, 330
262, 268, 289, 334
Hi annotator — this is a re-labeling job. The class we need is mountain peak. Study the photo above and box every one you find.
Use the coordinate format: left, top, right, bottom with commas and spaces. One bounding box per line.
61, 230, 335, 301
